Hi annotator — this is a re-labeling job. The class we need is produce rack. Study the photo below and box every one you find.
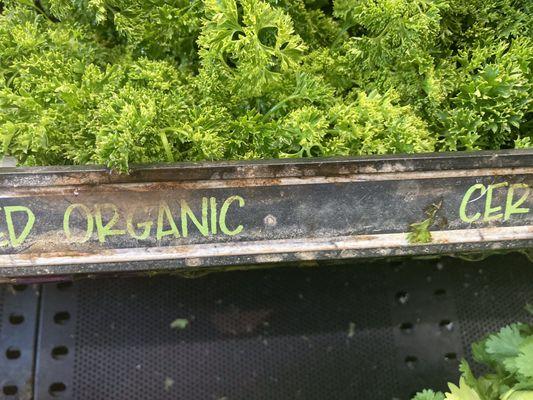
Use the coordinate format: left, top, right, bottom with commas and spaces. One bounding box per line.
0, 149, 531, 281
0, 149, 532, 399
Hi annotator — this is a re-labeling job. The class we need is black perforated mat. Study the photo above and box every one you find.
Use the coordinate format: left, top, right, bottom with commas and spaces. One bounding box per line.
55, 265, 399, 400
1, 254, 533, 400
1, 284, 40, 400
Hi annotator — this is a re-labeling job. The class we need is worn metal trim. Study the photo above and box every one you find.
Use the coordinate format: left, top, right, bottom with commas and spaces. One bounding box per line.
0, 150, 531, 279
0, 225, 530, 269
0, 149, 531, 187
2, 167, 533, 199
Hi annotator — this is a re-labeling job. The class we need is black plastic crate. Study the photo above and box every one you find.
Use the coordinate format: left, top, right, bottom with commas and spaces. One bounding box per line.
1, 254, 533, 399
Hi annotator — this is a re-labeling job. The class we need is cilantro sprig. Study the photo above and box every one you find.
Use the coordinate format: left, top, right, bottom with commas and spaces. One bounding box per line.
413, 316, 533, 400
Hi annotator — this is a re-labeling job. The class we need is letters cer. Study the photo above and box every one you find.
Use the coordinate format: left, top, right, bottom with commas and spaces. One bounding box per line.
459, 182, 530, 223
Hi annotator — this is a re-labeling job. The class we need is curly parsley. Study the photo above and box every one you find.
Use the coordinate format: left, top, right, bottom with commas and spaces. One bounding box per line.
0, 0, 531, 172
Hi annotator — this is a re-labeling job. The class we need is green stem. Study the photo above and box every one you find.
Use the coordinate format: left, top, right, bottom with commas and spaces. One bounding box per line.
21, 0, 55, 23
158, 128, 175, 162
263, 94, 299, 120
6, 71, 20, 88
331, 21, 354, 49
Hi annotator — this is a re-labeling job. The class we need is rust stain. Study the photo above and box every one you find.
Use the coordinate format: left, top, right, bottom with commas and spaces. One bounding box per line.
1, 152, 531, 190
0, 167, 531, 198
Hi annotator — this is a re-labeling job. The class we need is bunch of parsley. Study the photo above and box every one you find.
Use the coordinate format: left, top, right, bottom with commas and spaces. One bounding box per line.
0, 0, 531, 172
413, 319, 533, 400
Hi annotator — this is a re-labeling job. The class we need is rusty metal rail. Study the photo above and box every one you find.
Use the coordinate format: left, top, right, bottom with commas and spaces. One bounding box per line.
0, 149, 531, 280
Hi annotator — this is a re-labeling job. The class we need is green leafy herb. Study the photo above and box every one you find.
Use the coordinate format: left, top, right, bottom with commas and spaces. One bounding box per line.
0, 0, 531, 172
411, 322, 533, 400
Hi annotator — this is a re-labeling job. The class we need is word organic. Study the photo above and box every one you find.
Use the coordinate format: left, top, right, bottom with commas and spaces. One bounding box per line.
0, 196, 246, 248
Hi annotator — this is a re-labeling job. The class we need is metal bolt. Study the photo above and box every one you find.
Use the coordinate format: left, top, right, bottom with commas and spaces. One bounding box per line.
264, 214, 277, 227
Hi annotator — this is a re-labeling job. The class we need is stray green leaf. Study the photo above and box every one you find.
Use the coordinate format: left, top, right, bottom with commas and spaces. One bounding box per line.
170, 318, 189, 330
408, 202, 442, 244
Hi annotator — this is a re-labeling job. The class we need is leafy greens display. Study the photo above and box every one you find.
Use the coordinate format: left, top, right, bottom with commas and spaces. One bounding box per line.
0, 0, 531, 172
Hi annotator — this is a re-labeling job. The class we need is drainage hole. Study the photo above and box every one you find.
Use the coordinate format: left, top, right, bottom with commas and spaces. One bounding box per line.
3, 385, 18, 395
54, 311, 70, 325
445, 352, 457, 361
49, 382, 66, 397
439, 319, 454, 331
395, 291, 409, 305
51, 346, 69, 360
434, 288, 447, 297
405, 356, 418, 369
9, 313, 24, 325
6, 347, 21, 360
400, 322, 414, 333
12, 284, 27, 292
